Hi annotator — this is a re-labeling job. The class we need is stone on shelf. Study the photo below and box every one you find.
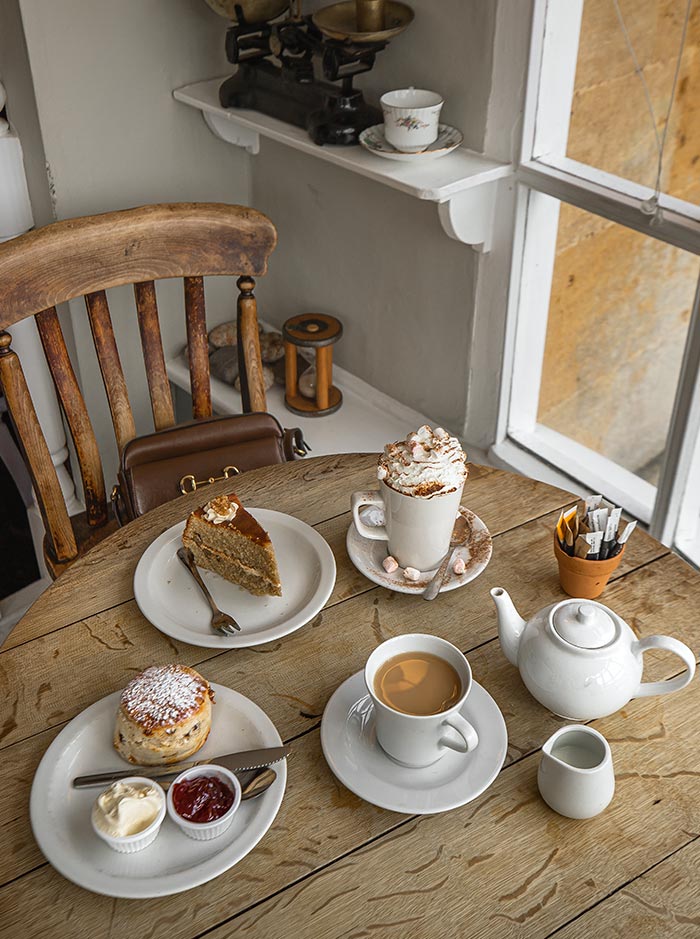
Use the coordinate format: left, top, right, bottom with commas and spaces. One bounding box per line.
260, 331, 285, 364
209, 346, 239, 385
209, 320, 265, 348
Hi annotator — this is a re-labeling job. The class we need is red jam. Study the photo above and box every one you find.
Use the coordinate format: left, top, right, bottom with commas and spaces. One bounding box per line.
172, 775, 234, 823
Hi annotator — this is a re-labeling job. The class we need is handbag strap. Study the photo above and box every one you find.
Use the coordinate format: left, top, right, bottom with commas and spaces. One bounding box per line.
284, 427, 311, 460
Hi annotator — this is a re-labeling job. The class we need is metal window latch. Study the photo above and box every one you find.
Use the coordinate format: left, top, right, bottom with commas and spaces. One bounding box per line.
179, 465, 240, 495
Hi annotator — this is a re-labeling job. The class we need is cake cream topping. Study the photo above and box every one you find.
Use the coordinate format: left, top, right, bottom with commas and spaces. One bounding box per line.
92, 781, 162, 838
204, 495, 238, 524
377, 425, 468, 497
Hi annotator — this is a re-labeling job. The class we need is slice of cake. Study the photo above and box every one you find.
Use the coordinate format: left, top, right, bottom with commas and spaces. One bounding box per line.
182, 493, 282, 597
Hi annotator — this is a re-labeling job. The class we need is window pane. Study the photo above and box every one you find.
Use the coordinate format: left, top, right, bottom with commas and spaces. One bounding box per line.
566, 0, 700, 205
537, 203, 700, 484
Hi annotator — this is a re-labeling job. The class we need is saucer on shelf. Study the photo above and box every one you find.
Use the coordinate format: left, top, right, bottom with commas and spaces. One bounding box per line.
359, 124, 463, 162
321, 670, 507, 814
346, 506, 492, 595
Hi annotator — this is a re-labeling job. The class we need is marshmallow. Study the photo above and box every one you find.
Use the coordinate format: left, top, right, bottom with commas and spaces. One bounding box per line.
382, 556, 399, 573
403, 567, 421, 581
452, 557, 466, 575
360, 506, 386, 527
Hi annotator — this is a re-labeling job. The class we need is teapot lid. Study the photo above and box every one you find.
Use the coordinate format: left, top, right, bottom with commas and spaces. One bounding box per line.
552, 602, 617, 649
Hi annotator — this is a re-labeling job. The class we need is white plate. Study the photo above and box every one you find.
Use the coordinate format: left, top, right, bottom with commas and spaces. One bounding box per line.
134, 509, 336, 648
321, 671, 507, 814
30, 683, 287, 898
345, 506, 492, 595
359, 123, 463, 161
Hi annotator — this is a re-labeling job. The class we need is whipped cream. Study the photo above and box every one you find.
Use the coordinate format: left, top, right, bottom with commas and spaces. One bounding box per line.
377, 425, 467, 498
203, 496, 238, 524
92, 781, 163, 838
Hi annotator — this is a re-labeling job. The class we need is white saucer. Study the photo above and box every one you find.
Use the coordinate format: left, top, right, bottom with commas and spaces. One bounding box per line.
346, 506, 492, 595
359, 123, 463, 161
134, 509, 336, 648
321, 671, 507, 814
30, 683, 286, 898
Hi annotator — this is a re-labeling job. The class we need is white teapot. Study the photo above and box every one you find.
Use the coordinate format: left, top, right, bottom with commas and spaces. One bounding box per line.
490, 587, 696, 720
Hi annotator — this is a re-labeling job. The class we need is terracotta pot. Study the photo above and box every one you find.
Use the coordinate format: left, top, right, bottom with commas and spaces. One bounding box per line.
554, 534, 625, 600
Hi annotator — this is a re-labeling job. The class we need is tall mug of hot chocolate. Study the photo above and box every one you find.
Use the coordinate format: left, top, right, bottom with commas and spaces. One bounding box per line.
352, 425, 468, 571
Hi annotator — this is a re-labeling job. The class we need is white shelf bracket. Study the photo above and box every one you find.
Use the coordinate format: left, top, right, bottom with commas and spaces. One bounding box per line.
202, 110, 260, 155
438, 181, 500, 253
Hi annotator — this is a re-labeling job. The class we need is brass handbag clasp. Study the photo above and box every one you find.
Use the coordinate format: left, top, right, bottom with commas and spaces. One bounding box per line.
179, 465, 239, 495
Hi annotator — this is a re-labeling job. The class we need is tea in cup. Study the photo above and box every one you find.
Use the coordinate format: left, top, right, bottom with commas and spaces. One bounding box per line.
365, 634, 479, 767
351, 425, 468, 571
380, 88, 444, 153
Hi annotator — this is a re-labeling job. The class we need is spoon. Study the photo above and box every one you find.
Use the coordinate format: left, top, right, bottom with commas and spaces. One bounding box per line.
422, 515, 470, 601
240, 767, 277, 801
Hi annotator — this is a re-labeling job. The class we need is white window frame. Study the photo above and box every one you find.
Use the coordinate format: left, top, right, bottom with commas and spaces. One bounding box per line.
492, 0, 700, 549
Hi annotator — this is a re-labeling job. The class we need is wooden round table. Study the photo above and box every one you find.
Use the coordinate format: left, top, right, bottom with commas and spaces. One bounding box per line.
1, 455, 698, 937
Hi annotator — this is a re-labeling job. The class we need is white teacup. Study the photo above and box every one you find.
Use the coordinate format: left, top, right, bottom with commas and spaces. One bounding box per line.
365, 634, 479, 768
381, 88, 443, 153
352, 479, 464, 571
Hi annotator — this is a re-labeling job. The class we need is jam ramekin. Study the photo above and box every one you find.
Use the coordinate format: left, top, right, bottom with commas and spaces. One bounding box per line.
166, 764, 242, 841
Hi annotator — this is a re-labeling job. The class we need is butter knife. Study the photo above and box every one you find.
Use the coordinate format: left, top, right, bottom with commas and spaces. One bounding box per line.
72, 745, 289, 789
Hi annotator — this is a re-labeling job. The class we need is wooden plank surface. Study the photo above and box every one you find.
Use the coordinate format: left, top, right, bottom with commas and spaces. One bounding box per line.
4, 456, 578, 648
0, 506, 669, 752
0, 454, 696, 939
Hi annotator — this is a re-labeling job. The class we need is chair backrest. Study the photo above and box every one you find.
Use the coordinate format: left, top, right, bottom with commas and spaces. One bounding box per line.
0, 202, 277, 567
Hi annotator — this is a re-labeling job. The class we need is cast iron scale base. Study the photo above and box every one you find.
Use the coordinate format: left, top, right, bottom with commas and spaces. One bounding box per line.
216, 3, 413, 146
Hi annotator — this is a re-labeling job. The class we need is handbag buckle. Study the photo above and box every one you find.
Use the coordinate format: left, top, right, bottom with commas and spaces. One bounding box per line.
179, 465, 240, 495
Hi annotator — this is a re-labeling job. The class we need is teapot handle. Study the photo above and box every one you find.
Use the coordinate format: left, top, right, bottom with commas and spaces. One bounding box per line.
633, 636, 696, 699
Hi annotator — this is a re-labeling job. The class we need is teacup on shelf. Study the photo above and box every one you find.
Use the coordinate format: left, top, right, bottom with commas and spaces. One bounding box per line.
380, 88, 443, 152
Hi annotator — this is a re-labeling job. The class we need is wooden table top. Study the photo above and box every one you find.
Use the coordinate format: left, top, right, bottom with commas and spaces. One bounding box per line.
1, 453, 699, 938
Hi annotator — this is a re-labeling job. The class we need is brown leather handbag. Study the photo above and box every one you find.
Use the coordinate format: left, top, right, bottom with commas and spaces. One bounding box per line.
111, 412, 309, 524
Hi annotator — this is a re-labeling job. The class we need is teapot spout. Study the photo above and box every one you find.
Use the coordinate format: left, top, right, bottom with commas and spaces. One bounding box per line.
490, 587, 527, 667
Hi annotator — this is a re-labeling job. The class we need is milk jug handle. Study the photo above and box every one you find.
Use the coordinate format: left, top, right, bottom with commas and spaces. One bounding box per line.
633, 635, 696, 698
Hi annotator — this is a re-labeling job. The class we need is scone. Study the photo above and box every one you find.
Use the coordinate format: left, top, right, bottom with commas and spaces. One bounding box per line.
114, 665, 214, 765
182, 492, 282, 597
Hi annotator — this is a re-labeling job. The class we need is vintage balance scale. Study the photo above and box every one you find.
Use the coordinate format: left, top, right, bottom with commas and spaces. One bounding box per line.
205, 0, 413, 145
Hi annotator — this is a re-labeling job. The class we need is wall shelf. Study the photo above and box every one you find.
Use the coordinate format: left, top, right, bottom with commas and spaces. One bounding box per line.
173, 78, 512, 251
166, 354, 430, 457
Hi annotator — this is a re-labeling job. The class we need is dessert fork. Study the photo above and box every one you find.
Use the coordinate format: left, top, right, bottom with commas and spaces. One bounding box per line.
177, 546, 241, 635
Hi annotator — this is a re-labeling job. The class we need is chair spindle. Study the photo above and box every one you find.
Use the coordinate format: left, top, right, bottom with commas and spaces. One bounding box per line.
0, 330, 78, 562
184, 276, 212, 420
134, 281, 176, 431
236, 276, 267, 414
85, 290, 136, 453
35, 308, 107, 527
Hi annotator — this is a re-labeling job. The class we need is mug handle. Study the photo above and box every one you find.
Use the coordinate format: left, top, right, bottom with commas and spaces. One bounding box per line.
439, 713, 479, 754
633, 635, 696, 698
351, 490, 388, 542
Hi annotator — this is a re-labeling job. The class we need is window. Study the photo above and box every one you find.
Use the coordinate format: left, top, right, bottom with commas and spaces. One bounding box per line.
495, 0, 700, 557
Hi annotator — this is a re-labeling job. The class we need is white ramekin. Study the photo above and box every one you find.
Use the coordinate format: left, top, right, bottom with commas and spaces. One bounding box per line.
167, 764, 242, 841
91, 776, 166, 854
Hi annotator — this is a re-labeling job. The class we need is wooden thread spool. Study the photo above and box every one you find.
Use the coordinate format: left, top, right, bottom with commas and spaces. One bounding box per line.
283, 313, 343, 417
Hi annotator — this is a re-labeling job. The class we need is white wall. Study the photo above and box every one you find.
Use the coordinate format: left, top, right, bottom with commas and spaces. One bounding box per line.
253, 0, 498, 430
11, 0, 252, 484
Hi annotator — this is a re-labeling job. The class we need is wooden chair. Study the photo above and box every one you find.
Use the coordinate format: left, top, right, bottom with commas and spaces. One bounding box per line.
0, 202, 276, 578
